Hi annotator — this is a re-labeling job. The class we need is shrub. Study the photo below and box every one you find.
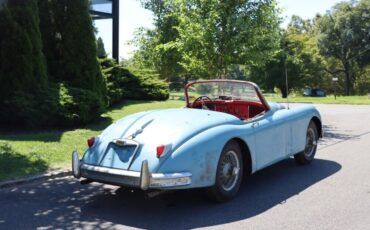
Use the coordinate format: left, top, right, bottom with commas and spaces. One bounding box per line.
0, 83, 105, 128
0, 0, 107, 128
0, 90, 55, 128
100, 58, 169, 105
129, 68, 170, 101
52, 83, 106, 127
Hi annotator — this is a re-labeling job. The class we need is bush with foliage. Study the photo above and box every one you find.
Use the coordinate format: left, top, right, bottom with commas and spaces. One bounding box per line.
100, 58, 169, 105
0, 0, 170, 129
128, 68, 169, 100
0, 83, 105, 128
0, 0, 48, 128
52, 84, 106, 126
0, 0, 108, 128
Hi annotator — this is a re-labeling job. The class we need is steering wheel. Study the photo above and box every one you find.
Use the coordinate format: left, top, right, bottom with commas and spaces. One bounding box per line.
192, 95, 215, 110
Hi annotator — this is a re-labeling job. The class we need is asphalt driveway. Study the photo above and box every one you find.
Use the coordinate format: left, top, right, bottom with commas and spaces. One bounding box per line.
0, 104, 369, 230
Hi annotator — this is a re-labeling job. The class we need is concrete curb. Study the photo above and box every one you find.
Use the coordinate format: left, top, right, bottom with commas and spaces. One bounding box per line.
0, 169, 72, 189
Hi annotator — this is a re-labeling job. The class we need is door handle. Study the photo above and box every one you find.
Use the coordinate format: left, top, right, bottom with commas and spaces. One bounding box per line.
252, 122, 259, 128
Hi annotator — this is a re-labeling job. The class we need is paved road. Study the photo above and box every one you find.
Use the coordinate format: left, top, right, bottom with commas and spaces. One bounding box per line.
1, 104, 370, 230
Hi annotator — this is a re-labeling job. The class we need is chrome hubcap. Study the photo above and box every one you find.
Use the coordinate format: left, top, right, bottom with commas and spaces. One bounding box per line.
304, 127, 317, 158
219, 150, 240, 191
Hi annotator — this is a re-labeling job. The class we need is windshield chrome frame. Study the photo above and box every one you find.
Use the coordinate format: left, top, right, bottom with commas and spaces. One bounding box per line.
184, 80, 270, 112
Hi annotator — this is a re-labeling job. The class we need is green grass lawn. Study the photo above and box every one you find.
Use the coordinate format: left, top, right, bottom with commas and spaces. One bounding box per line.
0, 100, 184, 181
265, 95, 370, 105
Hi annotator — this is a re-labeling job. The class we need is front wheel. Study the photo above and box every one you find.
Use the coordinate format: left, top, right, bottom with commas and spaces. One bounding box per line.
294, 121, 318, 165
207, 140, 243, 202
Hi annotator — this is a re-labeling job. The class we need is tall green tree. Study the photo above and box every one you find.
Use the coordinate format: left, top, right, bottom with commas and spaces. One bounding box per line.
38, 0, 106, 101
316, 0, 370, 95
250, 16, 325, 98
0, 0, 49, 126
0, 0, 47, 100
131, 0, 183, 84
133, 0, 280, 82
38, 0, 58, 79
97, 37, 107, 58
173, 0, 280, 78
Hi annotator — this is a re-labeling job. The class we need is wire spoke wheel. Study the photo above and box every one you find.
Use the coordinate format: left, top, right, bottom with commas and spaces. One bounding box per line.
304, 127, 317, 158
218, 150, 240, 191
207, 140, 243, 202
294, 121, 318, 165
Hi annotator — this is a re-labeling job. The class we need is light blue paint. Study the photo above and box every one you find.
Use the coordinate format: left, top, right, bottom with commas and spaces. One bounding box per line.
80, 102, 321, 189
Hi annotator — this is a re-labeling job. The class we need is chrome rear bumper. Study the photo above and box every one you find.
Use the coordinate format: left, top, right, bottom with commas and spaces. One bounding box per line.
72, 150, 192, 190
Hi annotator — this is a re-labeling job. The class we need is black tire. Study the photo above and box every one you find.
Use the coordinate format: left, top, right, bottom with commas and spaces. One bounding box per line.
294, 120, 318, 165
207, 140, 243, 202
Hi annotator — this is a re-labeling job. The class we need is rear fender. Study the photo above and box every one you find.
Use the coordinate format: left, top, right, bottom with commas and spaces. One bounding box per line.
156, 124, 256, 189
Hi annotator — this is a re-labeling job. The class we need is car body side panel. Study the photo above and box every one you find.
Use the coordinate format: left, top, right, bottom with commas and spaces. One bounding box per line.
288, 105, 321, 154
157, 123, 256, 189
156, 104, 321, 189
252, 104, 321, 171
252, 109, 291, 170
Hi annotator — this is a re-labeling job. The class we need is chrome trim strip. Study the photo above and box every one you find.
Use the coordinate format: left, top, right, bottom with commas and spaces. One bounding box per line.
80, 164, 140, 177
151, 172, 192, 179
79, 163, 192, 188
112, 138, 139, 146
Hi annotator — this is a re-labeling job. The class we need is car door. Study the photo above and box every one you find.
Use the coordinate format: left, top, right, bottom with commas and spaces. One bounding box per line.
251, 109, 292, 170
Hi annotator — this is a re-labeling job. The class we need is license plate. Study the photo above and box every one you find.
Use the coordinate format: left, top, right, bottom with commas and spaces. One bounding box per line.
108, 145, 137, 163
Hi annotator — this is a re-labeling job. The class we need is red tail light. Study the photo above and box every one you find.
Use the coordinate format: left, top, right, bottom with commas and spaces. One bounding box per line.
87, 137, 95, 148
156, 145, 166, 158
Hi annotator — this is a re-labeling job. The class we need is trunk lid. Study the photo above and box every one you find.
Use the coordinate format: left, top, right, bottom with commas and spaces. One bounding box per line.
83, 108, 240, 171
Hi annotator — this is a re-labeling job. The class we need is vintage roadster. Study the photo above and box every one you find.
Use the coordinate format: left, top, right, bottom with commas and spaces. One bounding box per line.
72, 80, 322, 201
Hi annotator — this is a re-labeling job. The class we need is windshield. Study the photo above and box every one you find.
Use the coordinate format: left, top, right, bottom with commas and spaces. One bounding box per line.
186, 81, 260, 102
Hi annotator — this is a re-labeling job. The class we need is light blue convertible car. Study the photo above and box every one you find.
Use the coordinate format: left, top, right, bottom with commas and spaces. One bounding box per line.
72, 80, 322, 201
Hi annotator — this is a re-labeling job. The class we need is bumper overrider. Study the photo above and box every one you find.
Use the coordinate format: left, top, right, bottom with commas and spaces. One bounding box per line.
72, 150, 192, 190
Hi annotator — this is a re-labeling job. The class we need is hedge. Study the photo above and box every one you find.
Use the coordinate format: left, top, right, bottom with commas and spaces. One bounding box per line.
100, 58, 169, 105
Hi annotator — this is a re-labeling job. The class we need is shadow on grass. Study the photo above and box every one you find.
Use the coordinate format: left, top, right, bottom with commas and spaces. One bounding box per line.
0, 143, 48, 181
0, 99, 183, 142
0, 100, 155, 142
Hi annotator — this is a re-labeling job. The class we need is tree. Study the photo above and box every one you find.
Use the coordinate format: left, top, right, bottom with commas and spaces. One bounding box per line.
38, 0, 106, 101
97, 37, 107, 58
173, 0, 280, 78
38, 0, 58, 79
133, 0, 280, 82
0, 0, 47, 100
131, 0, 184, 83
316, 0, 370, 95
0, 0, 49, 126
250, 16, 325, 98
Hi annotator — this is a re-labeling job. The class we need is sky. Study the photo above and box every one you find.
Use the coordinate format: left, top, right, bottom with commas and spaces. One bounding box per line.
95, 0, 344, 59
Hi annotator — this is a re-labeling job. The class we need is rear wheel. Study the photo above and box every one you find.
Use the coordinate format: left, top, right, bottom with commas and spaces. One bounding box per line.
294, 121, 318, 165
207, 140, 243, 202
